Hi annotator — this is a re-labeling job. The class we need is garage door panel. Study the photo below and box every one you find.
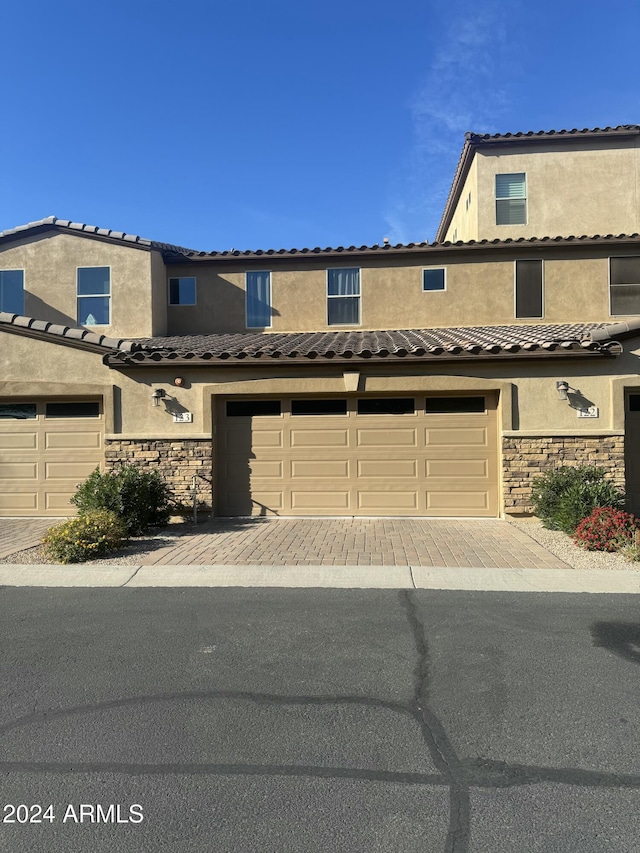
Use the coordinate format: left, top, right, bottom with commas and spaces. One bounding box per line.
356, 428, 417, 447
0, 399, 104, 517
44, 461, 100, 480
0, 431, 38, 449
426, 427, 488, 446
426, 459, 489, 478
0, 491, 39, 510
245, 460, 283, 478
358, 459, 418, 478
427, 491, 491, 510
217, 394, 498, 517
0, 462, 38, 480
291, 490, 351, 510
45, 430, 102, 449
357, 490, 418, 510
291, 460, 350, 478
290, 429, 349, 447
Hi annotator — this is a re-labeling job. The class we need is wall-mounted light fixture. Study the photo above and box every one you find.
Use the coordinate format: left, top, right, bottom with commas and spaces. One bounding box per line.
174, 377, 185, 387
556, 380, 570, 401
151, 388, 166, 407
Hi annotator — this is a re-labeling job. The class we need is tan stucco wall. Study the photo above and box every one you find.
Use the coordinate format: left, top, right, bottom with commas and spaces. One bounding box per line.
150, 250, 169, 336
164, 245, 640, 334
5, 230, 640, 338
473, 139, 640, 240
443, 157, 479, 243
0, 232, 161, 337
4, 329, 640, 469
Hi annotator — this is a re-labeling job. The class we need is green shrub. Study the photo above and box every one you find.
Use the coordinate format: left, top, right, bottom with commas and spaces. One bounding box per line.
43, 509, 127, 564
573, 507, 639, 551
71, 465, 173, 535
531, 465, 625, 534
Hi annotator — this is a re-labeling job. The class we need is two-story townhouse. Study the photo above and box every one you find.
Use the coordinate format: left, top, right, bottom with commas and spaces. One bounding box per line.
3, 125, 640, 519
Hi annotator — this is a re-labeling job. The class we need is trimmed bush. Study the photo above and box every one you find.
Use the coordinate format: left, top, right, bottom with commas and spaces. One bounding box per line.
43, 509, 127, 564
573, 507, 640, 552
530, 465, 625, 534
71, 465, 173, 535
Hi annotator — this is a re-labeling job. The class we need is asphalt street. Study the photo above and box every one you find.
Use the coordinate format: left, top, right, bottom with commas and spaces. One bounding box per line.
0, 588, 638, 852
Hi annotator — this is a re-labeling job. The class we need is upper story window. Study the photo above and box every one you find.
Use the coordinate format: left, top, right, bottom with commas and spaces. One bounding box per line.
0, 270, 24, 314
169, 277, 196, 306
246, 270, 272, 328
327, 268, 360, 325
77, 267, 110, 326
515, 259, 543, 318
423, 268, 446, 292
496, 173, 527, 225
610, 257, 640, 315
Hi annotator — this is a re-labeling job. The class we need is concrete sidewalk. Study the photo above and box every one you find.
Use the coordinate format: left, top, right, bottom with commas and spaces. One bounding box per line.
1, 563, 640, 592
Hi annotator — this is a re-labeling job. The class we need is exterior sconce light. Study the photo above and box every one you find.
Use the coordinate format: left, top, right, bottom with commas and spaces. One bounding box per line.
556, 381, 570, 401
151, 388, 166, 407
174, 377, 185, 387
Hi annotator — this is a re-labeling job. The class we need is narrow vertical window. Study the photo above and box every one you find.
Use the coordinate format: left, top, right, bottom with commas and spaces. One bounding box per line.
0, 270, 24, 314
246, 271, 272, 328
327, 268, 360, 325
610, 257, 640, 315
515, 259, 543, 318
496, 173, 527, 225
77, 267, 110, 325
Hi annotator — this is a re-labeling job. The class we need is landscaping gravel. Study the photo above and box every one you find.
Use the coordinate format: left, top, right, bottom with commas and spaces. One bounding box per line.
0, 524, 195, 566
507, 519, 638, 571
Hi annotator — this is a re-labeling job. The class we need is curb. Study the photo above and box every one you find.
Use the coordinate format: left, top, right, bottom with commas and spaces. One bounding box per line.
1, 564, 640, 593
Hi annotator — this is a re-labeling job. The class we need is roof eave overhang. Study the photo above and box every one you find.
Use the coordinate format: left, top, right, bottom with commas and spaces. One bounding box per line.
0, 323, 120, 355
104, 347, 620, 369
165, 233, 640, 265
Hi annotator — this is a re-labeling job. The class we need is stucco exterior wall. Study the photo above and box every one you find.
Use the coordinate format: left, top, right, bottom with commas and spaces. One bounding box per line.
474, 139, 640, 240
4, 329, 640, 517
0, 232, 158, 337
164, 245, 640, 334
443, 157, 479, 243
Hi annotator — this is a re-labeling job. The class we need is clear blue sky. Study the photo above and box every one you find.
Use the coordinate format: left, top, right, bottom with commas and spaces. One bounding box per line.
2, 0, 639, 252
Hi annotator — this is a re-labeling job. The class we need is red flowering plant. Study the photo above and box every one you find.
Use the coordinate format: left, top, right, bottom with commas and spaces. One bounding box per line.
572, 507, 640, 552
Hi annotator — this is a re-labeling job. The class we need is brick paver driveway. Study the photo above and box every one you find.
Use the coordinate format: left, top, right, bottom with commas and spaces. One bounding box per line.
0, 518, 61, 559
140, 517, 570, 569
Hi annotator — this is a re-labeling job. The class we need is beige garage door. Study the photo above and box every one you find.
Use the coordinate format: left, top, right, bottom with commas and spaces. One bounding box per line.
216, 394, 499, 517
0, 400, 104, 516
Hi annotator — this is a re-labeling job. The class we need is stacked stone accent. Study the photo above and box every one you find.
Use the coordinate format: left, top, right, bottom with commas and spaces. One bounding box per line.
502, 435, 625, 515
105, 439, 213, 509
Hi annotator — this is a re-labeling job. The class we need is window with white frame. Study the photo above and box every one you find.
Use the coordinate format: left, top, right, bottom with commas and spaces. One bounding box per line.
496, 173, 527, 225
168, 277, 196, 306
423, 268, 446, 292
0, 270, 24, 314
327, 268, 360, 325
515, 259, 543, 318
246, 270, 272, 327
77, 267, 110, 326
610, 257, 640, 315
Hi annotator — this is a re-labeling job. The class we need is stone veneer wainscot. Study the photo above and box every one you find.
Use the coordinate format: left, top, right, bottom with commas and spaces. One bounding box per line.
105, 439, 213, 509
502, 435, 625, 515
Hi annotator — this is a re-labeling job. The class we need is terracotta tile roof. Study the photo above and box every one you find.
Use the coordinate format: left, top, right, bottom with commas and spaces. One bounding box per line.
435, 125, 640, 243
103, 323, 623, 365
0, 312, 137, 351
164, 232, 640, 262
468, 125, 640, 143
0, 216, 198, 255
5, 216, 640, 265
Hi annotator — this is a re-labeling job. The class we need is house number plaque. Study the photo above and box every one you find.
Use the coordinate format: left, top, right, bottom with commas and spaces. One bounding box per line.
173, 412, 193, 423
